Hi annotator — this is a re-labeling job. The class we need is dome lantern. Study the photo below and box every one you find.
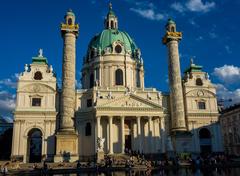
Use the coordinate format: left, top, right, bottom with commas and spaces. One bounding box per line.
104, 2, 118, 29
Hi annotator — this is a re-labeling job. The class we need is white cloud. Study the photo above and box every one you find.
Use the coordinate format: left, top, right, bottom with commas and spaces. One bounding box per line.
0, 90, 16, 117
186, 0, 215, 12
225, 45, 232, 54
196, 36, 204, 41
0, 73, 20, 89
215, 83, 240, 105
75, 80, 82, 89
0, 73, 19, 119
129, 1, 166, 21
209, 32, 217, 39
171, 0, 215, 13
130, 8, 165, 21
171, 2, 185, 13
213, 65, 240, 84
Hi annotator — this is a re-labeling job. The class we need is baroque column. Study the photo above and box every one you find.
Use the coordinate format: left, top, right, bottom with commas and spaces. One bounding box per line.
109, 116, 113, 154
120, 116, 125, 153
162, 19, 186, 132
96, 116, 101, 139
148, 116, 153, 153
55, 10, 79, 162
160, 117, 166, 153
137, 116, 142, 152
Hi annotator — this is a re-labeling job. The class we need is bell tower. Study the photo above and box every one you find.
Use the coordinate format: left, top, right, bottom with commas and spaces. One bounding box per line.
55, 9, 79, 162
163, 19, 187, 132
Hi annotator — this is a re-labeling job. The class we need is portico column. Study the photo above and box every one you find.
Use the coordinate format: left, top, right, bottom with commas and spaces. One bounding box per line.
148, 116, 153, 153
96, 116, 101, 138
120, 116, 125, 153
160, 117, 166, 153
137, 116, 142, 152
109, 116, 113, 154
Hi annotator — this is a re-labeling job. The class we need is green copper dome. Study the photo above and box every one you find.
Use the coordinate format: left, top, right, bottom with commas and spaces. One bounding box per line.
88, 29, 138, 55
66, 9, 75, 17
167, 18, 175, 25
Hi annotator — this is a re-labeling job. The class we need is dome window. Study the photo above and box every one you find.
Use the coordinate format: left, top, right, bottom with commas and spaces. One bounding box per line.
196, 78, 203, 86
115, 69, 123, 85
115, 45, 122, 53
34, 71, 42, 80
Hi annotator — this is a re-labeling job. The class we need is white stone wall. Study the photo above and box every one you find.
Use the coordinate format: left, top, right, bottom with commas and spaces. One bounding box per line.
183, 68, 224, 153
12, 61, 57, 162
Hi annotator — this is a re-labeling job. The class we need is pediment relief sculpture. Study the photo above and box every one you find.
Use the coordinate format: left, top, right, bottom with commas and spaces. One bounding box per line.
19, 83, 55, 93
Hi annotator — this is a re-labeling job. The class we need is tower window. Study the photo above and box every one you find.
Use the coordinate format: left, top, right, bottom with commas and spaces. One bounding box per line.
115, 45, 122, 53
34, 71, 42, 80
85, 123, 91, 136
198, 101, 206, 110
136, 70, 141, 88
196, 78, 203, 86
68, 18, 72, 25
32, 98, 41, 107
111, 21, 114, 29
115, 69, 123, 85
171, 26, 175, 32
90, 74, 94, 88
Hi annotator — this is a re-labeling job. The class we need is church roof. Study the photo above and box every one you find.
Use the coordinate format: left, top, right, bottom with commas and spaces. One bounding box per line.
32, 49, 48, 64
88, 29, 138, 55
184, 59, 203, 73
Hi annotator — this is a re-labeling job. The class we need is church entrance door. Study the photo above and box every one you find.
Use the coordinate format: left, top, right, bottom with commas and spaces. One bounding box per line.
125, 135, 132, 151
199, 128, 212, 155
28, 128, 42, 163
124, 120, 132, 152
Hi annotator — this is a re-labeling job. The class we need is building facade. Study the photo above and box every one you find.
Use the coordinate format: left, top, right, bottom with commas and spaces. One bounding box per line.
220, 104, 240, 156
11, 5, 223, 163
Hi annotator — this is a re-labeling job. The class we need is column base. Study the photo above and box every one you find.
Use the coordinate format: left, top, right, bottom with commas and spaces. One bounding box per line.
171, 131, 193, 153
96, 151, 105, 163
54, 131, 79, 162
11, 155, 23, 162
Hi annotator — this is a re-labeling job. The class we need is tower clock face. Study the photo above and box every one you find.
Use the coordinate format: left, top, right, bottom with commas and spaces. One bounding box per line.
115, 45, 122, 53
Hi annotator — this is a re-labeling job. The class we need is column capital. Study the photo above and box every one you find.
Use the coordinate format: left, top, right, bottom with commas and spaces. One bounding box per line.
148, 116, 153, 120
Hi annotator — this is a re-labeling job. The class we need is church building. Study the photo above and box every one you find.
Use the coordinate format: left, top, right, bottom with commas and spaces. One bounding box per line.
11, 4, 223, 163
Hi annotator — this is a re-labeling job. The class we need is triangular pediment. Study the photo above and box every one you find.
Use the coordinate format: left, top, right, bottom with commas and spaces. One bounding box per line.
97, 93, 163, 110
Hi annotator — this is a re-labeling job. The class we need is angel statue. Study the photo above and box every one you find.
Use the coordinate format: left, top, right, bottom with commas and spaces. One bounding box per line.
97, 137, 105, 152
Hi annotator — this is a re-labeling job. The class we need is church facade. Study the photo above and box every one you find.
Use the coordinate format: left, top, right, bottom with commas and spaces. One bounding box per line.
11, 5, 223, 163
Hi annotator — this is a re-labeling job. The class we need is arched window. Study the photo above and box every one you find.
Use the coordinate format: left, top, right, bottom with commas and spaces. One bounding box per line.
196, 78, 203, 86
171, 26, 175, 32
89, 74, 94, 88
199, 128, 211, 139
34, 71, 42, 80
111, 21, 114, 29
115, 69, 123, 85
90, 50, 95, 58
85, 123, 91, 136
68, 18, 72, 25
115, 45, 122, 53
28, 128, 42, 163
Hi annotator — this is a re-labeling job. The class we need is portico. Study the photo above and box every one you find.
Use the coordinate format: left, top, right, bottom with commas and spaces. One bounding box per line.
95, 105, 166, 155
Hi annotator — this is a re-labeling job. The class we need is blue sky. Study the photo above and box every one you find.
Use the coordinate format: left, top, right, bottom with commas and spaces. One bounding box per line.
0, 0, 240, 120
